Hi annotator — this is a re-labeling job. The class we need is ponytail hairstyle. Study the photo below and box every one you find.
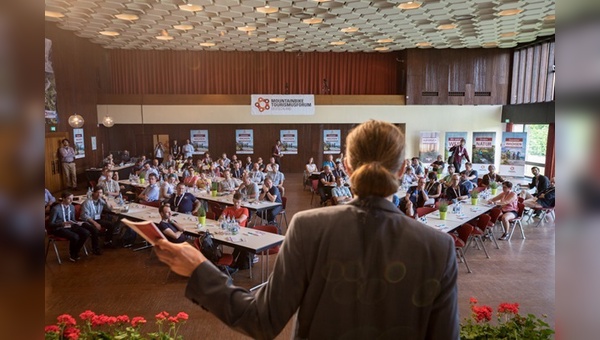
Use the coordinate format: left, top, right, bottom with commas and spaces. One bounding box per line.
346, 120, 405, 198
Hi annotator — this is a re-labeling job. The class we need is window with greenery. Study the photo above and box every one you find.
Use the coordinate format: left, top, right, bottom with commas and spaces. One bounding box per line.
524, 124, 548, 177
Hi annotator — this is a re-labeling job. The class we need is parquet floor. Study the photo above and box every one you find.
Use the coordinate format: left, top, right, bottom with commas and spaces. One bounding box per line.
45, 173, 554, 338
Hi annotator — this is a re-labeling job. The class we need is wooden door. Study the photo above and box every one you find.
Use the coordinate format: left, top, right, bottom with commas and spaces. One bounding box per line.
46, 132, 68, 192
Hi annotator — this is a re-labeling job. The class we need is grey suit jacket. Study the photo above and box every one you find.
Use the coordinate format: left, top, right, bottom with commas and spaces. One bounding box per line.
185, 196, 458, 340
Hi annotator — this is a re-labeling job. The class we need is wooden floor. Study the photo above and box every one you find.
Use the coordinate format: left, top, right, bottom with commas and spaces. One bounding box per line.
45, 173, 555, 338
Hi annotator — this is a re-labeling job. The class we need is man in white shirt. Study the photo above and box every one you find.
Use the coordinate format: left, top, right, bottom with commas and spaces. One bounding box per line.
160, 174, 178, 201
182, 139, 194, 159
138, 173, 160, 202
267, 163, 286, 197
100, 170, 121, 196
331, 177, 352, 205
58, 138, 78, 189
221, 153, 231, 168
219, 170, 238, 192
249, 163, 265, 184
237, 173, 260, 200
80, 186, 116, 254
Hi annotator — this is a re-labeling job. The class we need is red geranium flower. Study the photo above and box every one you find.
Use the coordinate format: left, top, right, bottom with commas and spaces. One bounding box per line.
131, 316, 147, 327
106, 316, 118, 325
57, 314, 77, 326
91, 314, 109, 327
44, 325, 60, 333
176, 312, 189, 321
472, 305, 493, 322
64, 326, 81, 340
155, 311, 169, 320
116, 315, 130, 323
469, 297, 478, 305
168, 316, 179, 323
79, 310, 96, 321
498, 302, 520, 315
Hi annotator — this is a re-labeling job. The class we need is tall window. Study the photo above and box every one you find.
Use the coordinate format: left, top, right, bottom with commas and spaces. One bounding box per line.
511, 124, 548, 177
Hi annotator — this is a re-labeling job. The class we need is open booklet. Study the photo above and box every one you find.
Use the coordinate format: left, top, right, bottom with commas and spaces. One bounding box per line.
121, 218, 166, 246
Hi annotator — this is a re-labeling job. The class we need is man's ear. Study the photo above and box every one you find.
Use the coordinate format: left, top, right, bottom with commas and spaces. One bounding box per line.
343, 158, 352, 175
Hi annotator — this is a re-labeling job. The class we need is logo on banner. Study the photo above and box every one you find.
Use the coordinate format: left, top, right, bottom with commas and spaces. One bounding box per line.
254, 97, 271, 112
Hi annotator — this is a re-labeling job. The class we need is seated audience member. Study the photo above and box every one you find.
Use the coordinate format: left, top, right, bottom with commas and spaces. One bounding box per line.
161, 165, 177, 182
256, 157, 266, 172
219, 170, 238, 192
216, 158, 228, 175
259, 178, 283, 224
221, 153, 231, 169
265, 157, 277, 173
97, 167, 110, 184
80, 186, 116, 254
520, 166, 550, 197
100, 170, 122, 196
267, 163, 286, 197
231, 161, 243, 179
195, 172, 212, 191
157, 204, 187, 243
487, 181, 519, 240
151, 158, 162, 171
183, 166, 200, 187
442, 165, 456, 187
237, 173, 260, 200
411, 157, 424, 177
524, 178, 555, 209
331, 177, 352, 205
121, 150, 131, 163
201, 152, 213, 165
431, 155, 445, 172
221, 193, 250, 227
132, 158, 145, 175
230, 155, 239, 168
318, 165, 336, 204
48, 192, 90, 262
401, 167, 418, 186
140, 162, 159, 180
168, 183, 200, 215
160, 174, 178, 201
244, 156, 253, 172
162, 154, 175, 169
305, 157, 318, 180
480, 165, 503, 188
463, 162, 478, 186
459, 171, 475, 193
335, 153, 345, 165
322, 154, 335, 170
45, 188, 56, 214
138, 173, 160, 202
402, 177, 429, 211
182, 164, 194, 179
249, 163, 265, 184
103, 154, 115, 167
425, 171, 443, 203
445, 174, 469, 201
332, 161, 348, 181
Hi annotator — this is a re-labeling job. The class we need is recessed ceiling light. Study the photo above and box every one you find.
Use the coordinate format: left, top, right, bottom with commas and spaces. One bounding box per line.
375, 47, 390, 51
377, 38, 394, 43
397, 1, 422, 10
498, 8, 523, 16
437, 24, 457, 30
45, 11, 65, 18
156, 30, 173, 41
115, 13, 139, 21
269, 37, 286, 42
200, 42, 216, 47
174, 24, 193, 31
500, 32, 518, 38
330, 41, 346, 46
340, 27, 359, 33
179, 4, 203, 12
544, 15, 555, 21
303, 18, 323, 24
257, 6, 279, 14
237, 25, 257, 32
99, 31, 120, 36
482, 42, 498, 48
416, 42, 431, 47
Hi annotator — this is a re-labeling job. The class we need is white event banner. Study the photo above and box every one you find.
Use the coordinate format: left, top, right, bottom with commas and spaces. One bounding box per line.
190, 129, 209, 154
280, 130, 298, 154
251, 94, 315, 115
500, 132, 528, 177
235, 129, 254, 154
73, 128, 85, 159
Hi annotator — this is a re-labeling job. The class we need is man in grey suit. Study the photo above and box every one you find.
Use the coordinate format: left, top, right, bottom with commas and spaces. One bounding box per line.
155, 120, 458, 339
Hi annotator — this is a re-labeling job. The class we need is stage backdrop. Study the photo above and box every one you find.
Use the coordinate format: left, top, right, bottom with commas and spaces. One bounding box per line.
472, 132, 497, 172
419, 131, 440, 164
190, 130, 209, 154
235, 129, 254, 154
500, 132, 527, 177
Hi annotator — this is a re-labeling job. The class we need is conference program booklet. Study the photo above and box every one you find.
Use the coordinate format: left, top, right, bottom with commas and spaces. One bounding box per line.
121, 218, 165, 245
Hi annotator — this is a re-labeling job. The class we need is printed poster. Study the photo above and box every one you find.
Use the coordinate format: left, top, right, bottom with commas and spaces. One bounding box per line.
323, 130, 341, 154
251, 94, 315, 115
73, 128, 85, 159
419, 131, 440, 164
45, 38, 58, 124
235, 129, 254, 154
500, 132, 528, 177
444, 132, 468, 161
280, 130, 298, 154
472, 132, 497, 172
190, 130, 208, 154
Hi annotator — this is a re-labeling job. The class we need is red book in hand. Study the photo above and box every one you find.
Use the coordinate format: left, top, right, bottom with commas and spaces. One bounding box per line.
121, 218, 166, 245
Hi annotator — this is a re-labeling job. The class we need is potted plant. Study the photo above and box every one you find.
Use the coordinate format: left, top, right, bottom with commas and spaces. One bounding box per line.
210, 181, 219, 197
470, 189, 479, 205
138, 172, 145, 184
438, 200, 449, 220
489, 181, 499, 195
196, 204, 206, 226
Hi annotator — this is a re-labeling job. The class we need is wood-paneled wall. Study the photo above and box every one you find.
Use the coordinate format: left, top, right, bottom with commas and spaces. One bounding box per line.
510, 40, 555, 104
406, 49, 511, 105
45, 23, 110, 173
104, 123, 406, 173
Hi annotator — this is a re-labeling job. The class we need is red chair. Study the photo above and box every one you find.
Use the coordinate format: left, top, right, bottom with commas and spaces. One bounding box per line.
465, 214, 491, 259
277, 197, 288, 232
310, 179, 320, 206
45, 216, 89, 265
507, 203, 526, 241
453, 224, 474, 273
416, 206, 437, 218
206, 211, 216, 220
486, 208, 502, 249
193, 238, 236, 280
